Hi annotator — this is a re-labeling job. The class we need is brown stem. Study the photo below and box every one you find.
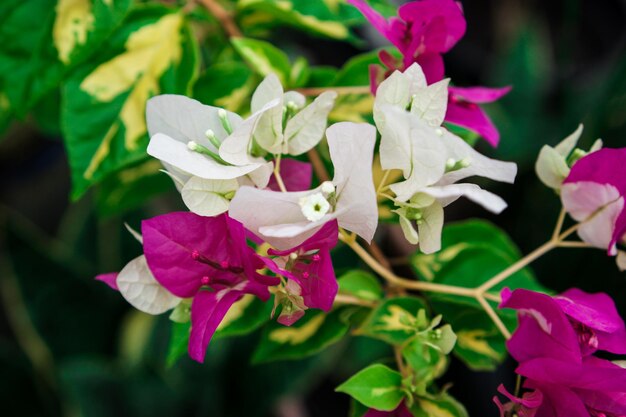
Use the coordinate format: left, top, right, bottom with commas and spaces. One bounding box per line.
295, 86, 371, 96
307, 148, 330, 182
197, 0, 242, 38
334, 293, 377, 308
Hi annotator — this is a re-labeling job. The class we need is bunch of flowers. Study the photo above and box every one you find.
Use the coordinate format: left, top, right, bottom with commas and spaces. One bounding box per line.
93, 0, 626, 415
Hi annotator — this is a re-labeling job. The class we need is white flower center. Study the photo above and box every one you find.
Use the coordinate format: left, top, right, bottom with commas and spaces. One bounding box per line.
299, 192, 330, 222
320, 181, 335, 196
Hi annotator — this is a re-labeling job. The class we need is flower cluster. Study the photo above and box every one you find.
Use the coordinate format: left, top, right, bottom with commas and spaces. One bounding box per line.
495, 288, 626, 416
535, 125, 626, 270
348, 0, 511, 146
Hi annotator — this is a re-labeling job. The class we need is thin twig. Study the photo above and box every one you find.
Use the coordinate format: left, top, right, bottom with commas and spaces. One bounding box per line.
273, 154, 288, 193
339, 234, 477, 298
552, 208, 566, 241
295, 86, 371, 96
197, 0, 242, 38
334, 293, 377, 308
476, 295, 511, 340
557, 241, 593, 248
307, 148, 330, 183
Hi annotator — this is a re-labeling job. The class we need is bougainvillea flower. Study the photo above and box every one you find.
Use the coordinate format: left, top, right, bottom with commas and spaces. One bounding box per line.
535, 124, 603, 191
561, 147, 626, 256
378, 101, 517, 253
347, 0, 465, 80
267, 158, 313, 192
263, 221, 339, 315
514, 357, 626, 417
229, 122, 378, 250
228, 73, 337, 157
142, 212, 278, 362
349, 0, 509, 146
501, 288, 626, 360
497, 288, 626, 417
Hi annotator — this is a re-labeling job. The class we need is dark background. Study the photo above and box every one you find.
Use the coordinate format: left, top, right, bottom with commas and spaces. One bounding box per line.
1, 0, 625, 416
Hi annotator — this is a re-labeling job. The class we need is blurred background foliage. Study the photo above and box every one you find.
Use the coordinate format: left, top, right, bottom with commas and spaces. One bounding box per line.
0, 0, 625, 416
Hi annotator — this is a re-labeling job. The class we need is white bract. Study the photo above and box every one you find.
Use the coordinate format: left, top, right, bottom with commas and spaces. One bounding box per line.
374, 63, 449, 134
561, 182, 624, 254
373, 64, 517, 254
117, 255, 181, 315
236, 73, 337, 156
229, 122, 378, 250
535, 124, 603, 191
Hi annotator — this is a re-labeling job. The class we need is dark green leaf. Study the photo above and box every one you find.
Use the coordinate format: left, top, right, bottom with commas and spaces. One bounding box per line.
358, 296, 427, 345
252, 308, 349, 363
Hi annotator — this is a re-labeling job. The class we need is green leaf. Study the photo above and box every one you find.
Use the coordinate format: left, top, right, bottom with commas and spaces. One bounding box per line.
166, 321, 190, 367
401, 340, 448, 386
358, 296, 427, 345
237, 0, 358, 41
62, 6, 199, 199
409, 393, 469, 417
0, 0, 132, 116
336, 364, 405, 411
214, 294, 273, 339
231, 37, 291, 86
430, 301, 507, 371
192, 61, 255, 113
95, 158, 173, 216
252, 308, 349, 363
338, 270, 384, 302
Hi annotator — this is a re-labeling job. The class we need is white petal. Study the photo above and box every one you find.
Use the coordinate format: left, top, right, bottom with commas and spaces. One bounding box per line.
403, 63, 428, 91
373, 70, 412, 127
410, 78, 449, 127
438, 129, 517, 185
561, 182, 621, 221
251, 74, 285, 153
246, 161, 274, 188
327, 122, 379, 242
381, 107, 448, 197
117, 255, 181, 315
417, 202, 444, 254
283, 91, 306, 109
617, 251, 626, 271
590, 138, 603, 153
535, 145, 571, 190
554, 124, 583, 156
576, 198, 624, 253
147, 133, 262, 180
181, 177, 239, 217
285, 91, 337, 155
229, 186, 317, 249
124, 223, 143, 244
423, 184, 508, 214
146, 95, 242, 146
219, 98, 281, 166
251, 73, 284, 112
394, 209, 419, 245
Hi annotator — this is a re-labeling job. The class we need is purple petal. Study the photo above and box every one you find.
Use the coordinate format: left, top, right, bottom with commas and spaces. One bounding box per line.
445, 98, 500, 146
95, 273, 119, 291
407, 52, 445, 84
501, 289, 581, 362
555, 288, 624, 333
142, 213, 255, 297
399, 0, 466, 53
517, 357, 626, 393
524, 380, 589, 417
267, 158, 313, 192
448, 86, 512, 103
564, 148, 626, 195
188, 288, 242, 362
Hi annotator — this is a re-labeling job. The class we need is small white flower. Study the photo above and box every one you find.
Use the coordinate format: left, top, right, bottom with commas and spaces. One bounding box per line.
299, 192, 331, 222
320, 181, 335, 196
